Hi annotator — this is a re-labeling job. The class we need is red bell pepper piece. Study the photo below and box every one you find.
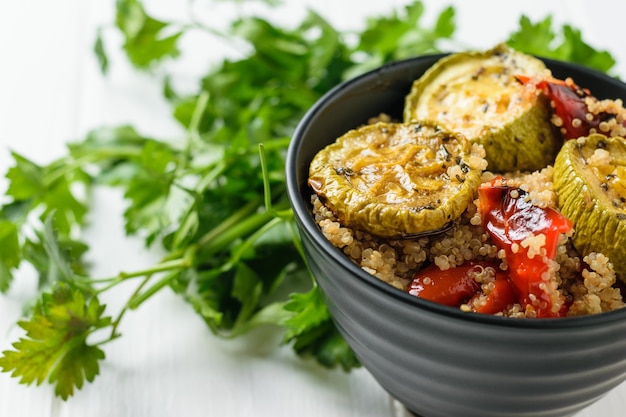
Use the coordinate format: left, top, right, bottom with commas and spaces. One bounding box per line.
469, 268, 518, 315
408, 178, 574, 317
517, 74, 625, 140
408, 260, 518, 315
478, 177, 573, 317
408, 262, 481, 307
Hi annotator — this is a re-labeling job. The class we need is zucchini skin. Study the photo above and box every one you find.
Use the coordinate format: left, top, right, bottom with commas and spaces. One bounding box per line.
308, 121, 485, 238
404, 44, 562, 173
554, 134, 626, 282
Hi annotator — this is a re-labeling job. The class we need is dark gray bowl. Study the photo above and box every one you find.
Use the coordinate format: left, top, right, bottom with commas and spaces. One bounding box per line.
286, 53, 626, 417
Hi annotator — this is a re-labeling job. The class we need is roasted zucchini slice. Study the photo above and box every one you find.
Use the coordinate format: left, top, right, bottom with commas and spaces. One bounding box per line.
404, 44, 561, 173
308, 121, 486, 238
554, 134, 626, 282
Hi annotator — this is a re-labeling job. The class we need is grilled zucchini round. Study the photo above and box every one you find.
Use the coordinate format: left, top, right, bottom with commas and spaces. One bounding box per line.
404, 44, 561, 173
554, 134, 626, 282
308, 121, 486, 238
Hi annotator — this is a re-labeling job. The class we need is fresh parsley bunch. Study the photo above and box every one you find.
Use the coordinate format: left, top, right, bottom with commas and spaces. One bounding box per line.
0, 0, 615, 399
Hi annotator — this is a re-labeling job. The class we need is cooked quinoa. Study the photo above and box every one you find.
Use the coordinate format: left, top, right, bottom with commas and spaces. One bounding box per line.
550, 77, 626, 138
312, 165, 626, 317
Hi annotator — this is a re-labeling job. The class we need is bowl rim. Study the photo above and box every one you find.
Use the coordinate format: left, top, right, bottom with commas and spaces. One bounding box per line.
286, 52, 626, 330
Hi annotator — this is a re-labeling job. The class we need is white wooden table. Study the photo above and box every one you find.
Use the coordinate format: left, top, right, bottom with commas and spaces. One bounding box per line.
1, 1, 625, 416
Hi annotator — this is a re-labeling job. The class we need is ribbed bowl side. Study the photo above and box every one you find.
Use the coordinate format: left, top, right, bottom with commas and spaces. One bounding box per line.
300, 225, 626, 417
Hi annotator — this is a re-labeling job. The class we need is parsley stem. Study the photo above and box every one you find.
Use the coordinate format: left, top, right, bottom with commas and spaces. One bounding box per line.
199, 209, 275, 258
196, 197, 264, 248
43, 147, 144, 187
107, 259, 189, 338
192, 138, 289, 196
117, 259, 189, 279
258, 143, 294, 220
258, 143, 273, 212
178, 7, 249, 52
285, 219, 317, 287
194, 159, 228, 193
94, 259, 189, 293
256, 137, 292, 150
108, 274, 151, 340
220, 216, 284, 271
188, 90, 210, 145
127, 269, 181, 310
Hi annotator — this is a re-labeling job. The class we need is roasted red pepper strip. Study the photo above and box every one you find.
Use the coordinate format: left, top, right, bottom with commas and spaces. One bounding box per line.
478, 177, 573, 317
517, 74, 625, 140
469, 268, 518, 315
408, 262, 481, 307
408, 260, 517, 315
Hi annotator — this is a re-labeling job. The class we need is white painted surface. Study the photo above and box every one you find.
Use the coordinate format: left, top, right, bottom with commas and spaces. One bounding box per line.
1, 1, 625, 416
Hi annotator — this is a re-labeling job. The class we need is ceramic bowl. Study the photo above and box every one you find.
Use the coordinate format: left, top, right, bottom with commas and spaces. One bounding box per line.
285, 53, 626, 417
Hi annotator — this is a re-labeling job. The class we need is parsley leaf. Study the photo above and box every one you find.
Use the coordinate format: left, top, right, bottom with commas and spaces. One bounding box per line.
552, 25, 616, 74
282, 288, 359, 371
23, 233, 90, 292
115, 0, 182, 70
5, 152, 44, 200
0, 284, 111, 400
349, 2, 456, 76
0, 219, 20, 292
506, 16, 616, 74
121, 140, 181, 245
282, 288, 331, 342
94, 27, 109, 74
4, 151, 88, 236
505, 16, 556, 57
